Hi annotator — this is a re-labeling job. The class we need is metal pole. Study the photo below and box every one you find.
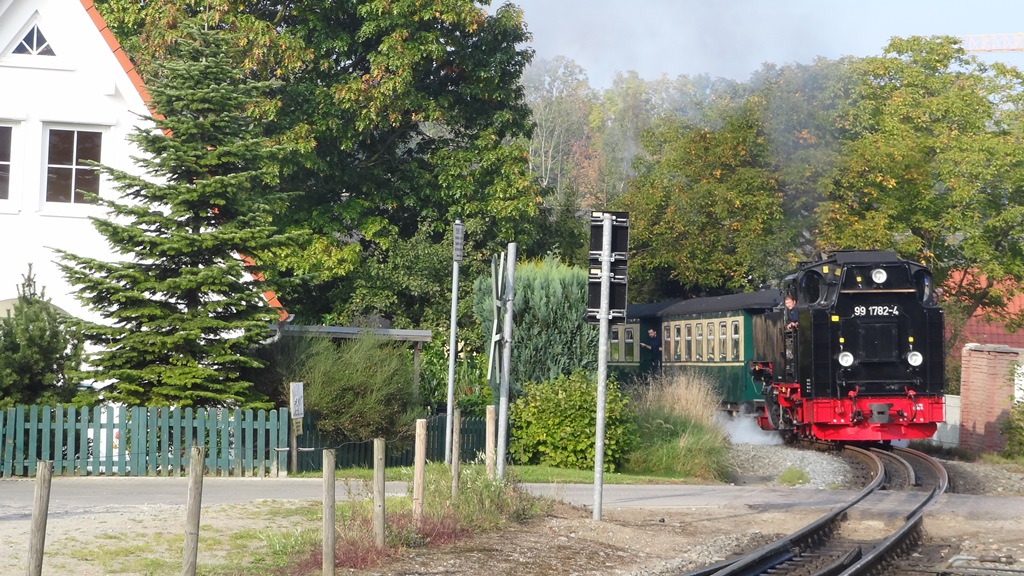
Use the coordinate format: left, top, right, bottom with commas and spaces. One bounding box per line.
496, 242, 516, 479
445, 219, 464, 465
593, 212, 612, 521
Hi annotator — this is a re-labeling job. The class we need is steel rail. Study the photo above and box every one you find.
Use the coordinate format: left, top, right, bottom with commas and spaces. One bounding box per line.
835, 447, 948, 576
682, 446, 885, 576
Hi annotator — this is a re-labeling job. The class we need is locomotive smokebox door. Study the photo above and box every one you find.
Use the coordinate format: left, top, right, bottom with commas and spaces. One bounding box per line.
868, 403, 894, 424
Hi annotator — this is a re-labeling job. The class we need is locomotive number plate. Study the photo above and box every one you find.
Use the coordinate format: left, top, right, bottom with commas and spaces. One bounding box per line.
853, 305, 899, 316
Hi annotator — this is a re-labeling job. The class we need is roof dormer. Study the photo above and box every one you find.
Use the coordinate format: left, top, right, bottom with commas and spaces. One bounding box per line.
12, 24, 56, 56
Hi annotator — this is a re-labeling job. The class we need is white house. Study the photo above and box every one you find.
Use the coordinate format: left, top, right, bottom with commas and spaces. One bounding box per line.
0, 0, 150, 320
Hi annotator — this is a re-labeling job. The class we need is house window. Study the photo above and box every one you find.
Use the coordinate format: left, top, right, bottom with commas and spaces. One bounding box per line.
0, 126, 10, 200
13, 25, 56, 56
45, 129, 101, 204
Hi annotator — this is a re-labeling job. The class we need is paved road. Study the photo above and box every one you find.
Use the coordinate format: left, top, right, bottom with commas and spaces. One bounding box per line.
1, 477, 1020, 521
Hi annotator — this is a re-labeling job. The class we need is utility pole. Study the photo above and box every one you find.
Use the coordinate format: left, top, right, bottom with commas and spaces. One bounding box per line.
444, 219, 465, 466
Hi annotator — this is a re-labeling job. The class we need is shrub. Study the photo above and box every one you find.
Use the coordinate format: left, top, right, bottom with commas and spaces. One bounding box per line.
510, 371, 637, 472
625, 371, 730, 480
256, 333, 421, 443
1000, 401, 1024, 458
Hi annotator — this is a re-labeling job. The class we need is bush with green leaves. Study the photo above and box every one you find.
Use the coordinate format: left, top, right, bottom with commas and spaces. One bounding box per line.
0, 268, 88, 409
254, 334, 421, 443
510, 371, 637, 472
471, 255, 598, 399
1000, 400, 1024, 458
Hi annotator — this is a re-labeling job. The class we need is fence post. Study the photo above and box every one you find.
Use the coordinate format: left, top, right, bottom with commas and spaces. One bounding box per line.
485, 406, 496, 480
323, 449, 335, 576
26, 460, 52, 576
450, 410, 461, 500
412, 419, 426, 525
183, 446, 204, 576
373, 438, 385, 548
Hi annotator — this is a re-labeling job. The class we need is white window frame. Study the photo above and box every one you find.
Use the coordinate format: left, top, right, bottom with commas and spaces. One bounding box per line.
39, 124, 107, 217
0, 122, 21, 214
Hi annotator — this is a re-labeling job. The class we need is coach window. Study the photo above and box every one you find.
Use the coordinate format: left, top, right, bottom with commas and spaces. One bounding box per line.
695, 323, 703, 361
705, 322, 714, 362
673, 324, 682, 361
731, 321, 741, 361
719, 321, 727, 361
624, 327, 635, 362
609, 326, 620, 362
663, 325, 671, 363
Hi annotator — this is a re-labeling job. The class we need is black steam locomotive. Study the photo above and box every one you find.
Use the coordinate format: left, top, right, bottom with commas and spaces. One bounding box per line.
613, 250, 945, 442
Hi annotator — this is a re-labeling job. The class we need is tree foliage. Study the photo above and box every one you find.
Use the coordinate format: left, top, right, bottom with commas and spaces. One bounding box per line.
95, 0, 540, 327
820, 36, 1024, 340
56, 28, 300, 407
0, 268, 86, 408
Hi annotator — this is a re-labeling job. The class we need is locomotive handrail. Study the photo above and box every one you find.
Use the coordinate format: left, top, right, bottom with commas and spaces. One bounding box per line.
685, 446, 885, 576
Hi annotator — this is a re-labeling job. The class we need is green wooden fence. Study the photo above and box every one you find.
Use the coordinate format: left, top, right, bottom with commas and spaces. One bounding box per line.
1, 405, 289, 478
294, 414, 489, 472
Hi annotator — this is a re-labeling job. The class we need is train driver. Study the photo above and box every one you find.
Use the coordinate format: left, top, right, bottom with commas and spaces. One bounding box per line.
784, 294, 798, 331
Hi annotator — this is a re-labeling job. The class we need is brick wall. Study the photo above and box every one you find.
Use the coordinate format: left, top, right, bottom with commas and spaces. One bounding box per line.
959, 344, 1022, 453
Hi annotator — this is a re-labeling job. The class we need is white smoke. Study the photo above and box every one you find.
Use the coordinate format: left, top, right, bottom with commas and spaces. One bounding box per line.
717, 410, 784, 445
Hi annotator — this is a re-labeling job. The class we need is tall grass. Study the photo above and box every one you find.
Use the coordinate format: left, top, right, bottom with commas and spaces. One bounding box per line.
624, 370, 731, 481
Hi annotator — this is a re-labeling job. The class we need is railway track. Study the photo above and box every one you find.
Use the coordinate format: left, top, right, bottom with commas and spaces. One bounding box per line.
681, 444, 948, 576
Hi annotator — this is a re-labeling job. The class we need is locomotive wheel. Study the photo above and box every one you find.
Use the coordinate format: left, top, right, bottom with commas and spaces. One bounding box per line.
764, 388, 790, 431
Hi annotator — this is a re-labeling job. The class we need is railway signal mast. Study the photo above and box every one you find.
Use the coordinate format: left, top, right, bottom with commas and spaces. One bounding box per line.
586, 211, 628, 521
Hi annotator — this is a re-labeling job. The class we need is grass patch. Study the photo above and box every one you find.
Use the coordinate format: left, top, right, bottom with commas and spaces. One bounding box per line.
777, 466, 811, 486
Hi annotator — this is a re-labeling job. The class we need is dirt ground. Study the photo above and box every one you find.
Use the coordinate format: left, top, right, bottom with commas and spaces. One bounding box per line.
2, 457, 1024, 575
2, 491, 1023, 576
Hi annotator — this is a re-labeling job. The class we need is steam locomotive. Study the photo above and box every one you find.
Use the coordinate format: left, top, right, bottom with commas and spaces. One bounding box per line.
611, 250, 945, 442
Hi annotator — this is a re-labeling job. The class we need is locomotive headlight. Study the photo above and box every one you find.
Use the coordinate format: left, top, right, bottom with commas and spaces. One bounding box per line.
906, 351, 924, 367
870, 268, 888, 284
838, 351, 855, 367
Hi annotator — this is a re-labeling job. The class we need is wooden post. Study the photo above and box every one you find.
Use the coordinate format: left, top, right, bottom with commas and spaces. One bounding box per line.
26, 461, 52, 576
412, 419, 426, 525
373, 438, 385, 548
289, 421, 298, 475
183, 446, 204, 576
322, 449, 336, 576
450, 410, 461, 500
485, 405, 496, 480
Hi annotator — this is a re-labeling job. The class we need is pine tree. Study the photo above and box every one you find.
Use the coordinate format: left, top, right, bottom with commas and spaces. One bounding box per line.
56, 27, 298, 407
0, 266, 85, 408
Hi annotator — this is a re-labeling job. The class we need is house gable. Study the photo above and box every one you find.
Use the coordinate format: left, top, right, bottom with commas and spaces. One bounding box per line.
0, 0, 151, 320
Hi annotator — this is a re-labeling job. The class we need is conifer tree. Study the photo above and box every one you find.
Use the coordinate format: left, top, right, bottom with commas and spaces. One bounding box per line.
57, 27, 298, 407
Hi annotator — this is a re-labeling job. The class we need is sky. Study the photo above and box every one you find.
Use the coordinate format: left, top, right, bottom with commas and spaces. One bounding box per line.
500, 0, 1024, 88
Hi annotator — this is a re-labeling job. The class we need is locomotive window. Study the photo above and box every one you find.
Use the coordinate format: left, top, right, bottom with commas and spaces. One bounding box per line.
663, 326, 670, 364
914, 270, 934, 303
731, 321, 740, 361
719, 321, 727, 361
624, 328, 635, 362
609, 327, 620, 362
800, 271, 824, 305
684, 324, 692, 361
707, 322, 715, 362
673, 324, 682, 361
695, 324, 703, 361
